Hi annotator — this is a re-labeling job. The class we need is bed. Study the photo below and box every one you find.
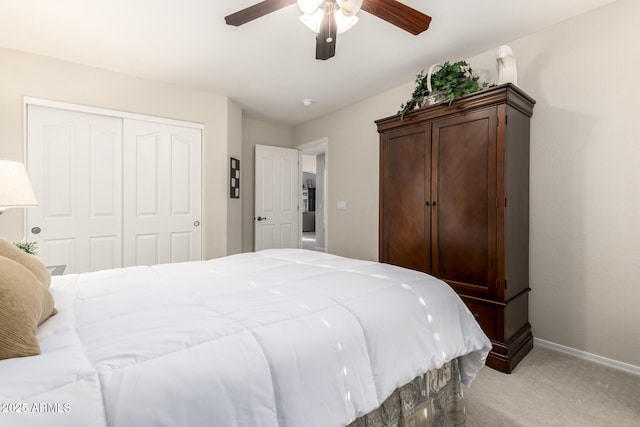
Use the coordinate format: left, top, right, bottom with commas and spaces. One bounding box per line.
0, 248, 491, 427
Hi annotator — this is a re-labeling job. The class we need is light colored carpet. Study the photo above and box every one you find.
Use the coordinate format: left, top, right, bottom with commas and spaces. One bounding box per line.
464, 345, 640, 426
302, 232, 324, 252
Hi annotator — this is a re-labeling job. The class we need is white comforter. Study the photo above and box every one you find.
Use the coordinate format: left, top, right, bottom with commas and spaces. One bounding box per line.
0, 249, 490, 427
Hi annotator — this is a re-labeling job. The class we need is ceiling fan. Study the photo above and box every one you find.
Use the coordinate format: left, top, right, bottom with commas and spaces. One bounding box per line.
225, 0, 432, 60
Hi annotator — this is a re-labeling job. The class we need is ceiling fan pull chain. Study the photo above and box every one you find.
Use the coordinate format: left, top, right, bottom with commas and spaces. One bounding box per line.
326, 3, 334, 42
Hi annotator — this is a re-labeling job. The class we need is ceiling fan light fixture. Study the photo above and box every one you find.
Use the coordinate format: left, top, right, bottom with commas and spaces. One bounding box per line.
299, 8, 358, 34
297, 0, 322, 15
299, 9, 323, 33
225, 0, 433, 61
334, 8, 358, 33
336, 0, 363, 17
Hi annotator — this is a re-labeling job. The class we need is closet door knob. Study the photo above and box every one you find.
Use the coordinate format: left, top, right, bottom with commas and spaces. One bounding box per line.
256, 216, 267, 221
31, 227, 41, 234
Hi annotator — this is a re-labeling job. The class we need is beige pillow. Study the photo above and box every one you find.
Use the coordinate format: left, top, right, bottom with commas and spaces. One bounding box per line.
0, 256, 57, 360
0, 238, 51, 287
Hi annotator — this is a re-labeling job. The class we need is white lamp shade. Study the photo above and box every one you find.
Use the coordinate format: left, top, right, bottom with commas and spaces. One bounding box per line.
297, 0, 322, 15
334, 8, 358, 33
0, 160, 38, 208
337, 0, 363, 17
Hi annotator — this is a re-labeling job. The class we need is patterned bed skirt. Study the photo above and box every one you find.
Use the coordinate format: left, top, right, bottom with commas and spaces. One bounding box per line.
348, 359, 465, 427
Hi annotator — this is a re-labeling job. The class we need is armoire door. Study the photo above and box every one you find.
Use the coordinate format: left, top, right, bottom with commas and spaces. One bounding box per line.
379, 124, 431, 272
26, 105, 123, 274
430, 107, 498, 296
123, 119, 202, 266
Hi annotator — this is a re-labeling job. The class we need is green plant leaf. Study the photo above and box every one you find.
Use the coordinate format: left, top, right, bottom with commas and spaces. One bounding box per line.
13, 240, 38, 255
398, 60, 488, 119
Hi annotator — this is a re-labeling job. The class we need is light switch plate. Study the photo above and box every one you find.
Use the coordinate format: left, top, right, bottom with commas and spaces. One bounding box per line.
337, 201, 346, 210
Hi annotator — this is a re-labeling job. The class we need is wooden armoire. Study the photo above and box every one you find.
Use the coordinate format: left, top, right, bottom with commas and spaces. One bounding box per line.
376, 84, 535, 373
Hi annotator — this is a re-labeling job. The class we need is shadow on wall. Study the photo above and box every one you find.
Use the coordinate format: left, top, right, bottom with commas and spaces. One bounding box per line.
527, 53, 596, 353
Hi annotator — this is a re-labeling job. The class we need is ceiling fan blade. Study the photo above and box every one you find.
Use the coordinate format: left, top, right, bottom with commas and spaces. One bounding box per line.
225, 0, 297, 26
361, 0, 431, 35
316, 12, 337, 60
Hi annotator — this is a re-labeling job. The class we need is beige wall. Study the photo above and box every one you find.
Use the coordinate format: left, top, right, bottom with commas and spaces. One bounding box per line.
226, 99, 243, 255
472, 0, 640, 368
241, 118, 295, 252
294, 0, 640, 367
0, 46, 238, 260
293, 83, 413, 260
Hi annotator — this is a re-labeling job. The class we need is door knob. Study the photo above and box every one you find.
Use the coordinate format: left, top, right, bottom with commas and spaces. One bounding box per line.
256, 216, 267, 221
193, 220, 200, 227
31, 227, 41, 234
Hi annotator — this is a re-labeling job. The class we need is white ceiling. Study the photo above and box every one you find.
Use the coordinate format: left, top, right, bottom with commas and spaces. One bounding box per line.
0, 0, 615, 126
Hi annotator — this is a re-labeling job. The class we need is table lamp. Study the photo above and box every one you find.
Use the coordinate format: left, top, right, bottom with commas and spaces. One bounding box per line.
0, 159, 38, 215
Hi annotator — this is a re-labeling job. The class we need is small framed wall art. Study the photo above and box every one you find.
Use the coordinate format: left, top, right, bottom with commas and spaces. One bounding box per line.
230, 157, 240, 198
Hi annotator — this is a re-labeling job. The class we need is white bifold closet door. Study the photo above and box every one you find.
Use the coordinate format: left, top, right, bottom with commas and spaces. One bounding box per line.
26, 105, 201, 274
123, 119, 201, 267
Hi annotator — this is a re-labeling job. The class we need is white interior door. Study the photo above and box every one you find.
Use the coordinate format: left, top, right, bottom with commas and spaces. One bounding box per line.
123, 119, 202, 266
254, 145, 299, 250
26, 105, 123, 274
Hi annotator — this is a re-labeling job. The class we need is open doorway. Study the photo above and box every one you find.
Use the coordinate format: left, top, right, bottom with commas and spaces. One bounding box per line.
298, 139, 327, 252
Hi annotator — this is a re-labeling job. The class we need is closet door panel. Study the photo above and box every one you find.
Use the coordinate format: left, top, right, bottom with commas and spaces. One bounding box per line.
134, 133, 161, 216
171, 136, 195, 215
136, 233, 161, 266
123, 119, 202, 266
27, 105, 123, 274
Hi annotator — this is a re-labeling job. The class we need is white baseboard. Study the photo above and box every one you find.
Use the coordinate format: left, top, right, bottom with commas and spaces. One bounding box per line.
533, 338, 640, 377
